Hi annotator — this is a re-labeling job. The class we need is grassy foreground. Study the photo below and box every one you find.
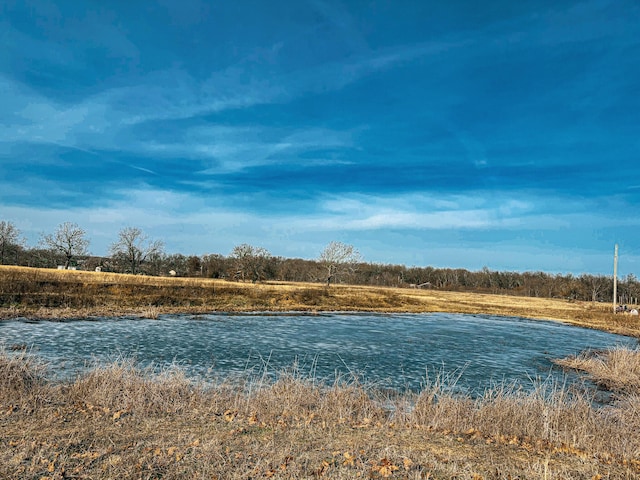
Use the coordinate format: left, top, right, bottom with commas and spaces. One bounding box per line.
1, 265, 639, 337
1, 348, 640, 479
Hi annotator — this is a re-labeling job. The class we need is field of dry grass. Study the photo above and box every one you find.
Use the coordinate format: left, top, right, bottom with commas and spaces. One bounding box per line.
2, 265, 639, 337
2, 349, 640, 479
3, 265, 640, 478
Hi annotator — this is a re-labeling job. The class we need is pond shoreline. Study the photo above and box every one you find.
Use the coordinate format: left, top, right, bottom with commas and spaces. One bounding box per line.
2, 265, 639, 338
3, 303, 640, 340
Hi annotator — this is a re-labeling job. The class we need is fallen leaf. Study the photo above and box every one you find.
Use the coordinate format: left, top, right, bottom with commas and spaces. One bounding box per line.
71, 451, 101, 460
343, 451, 355, 467
112, 409, 126, 420
316, 460, 330, 477
372, 458, 399, 478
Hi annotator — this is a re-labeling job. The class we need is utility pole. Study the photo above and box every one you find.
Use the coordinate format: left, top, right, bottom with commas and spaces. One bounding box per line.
613, 244, 619, 313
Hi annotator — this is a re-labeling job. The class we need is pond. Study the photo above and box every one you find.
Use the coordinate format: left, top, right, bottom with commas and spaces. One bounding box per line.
1, 313, 636, 394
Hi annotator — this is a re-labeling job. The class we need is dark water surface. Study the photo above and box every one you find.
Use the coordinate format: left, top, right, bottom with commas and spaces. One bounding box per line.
1, 313, 636, 393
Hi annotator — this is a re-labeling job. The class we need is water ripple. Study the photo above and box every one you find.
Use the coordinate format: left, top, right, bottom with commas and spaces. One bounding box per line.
0, 313, 636, 393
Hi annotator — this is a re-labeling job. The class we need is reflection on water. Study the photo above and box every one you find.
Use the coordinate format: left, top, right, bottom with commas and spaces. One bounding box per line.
0, 313, 636, 393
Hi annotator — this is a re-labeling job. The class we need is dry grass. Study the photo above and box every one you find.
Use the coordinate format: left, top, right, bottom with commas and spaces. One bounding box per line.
2, 350, 640, 479
555, 347, 640, 395
2, 265, 639, 337
0, 349, 48, 401
65, 357, 202, 415
139, 305, 161, 319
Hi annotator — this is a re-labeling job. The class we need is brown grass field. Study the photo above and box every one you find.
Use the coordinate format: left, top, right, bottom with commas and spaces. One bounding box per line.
2, 265, 640, 479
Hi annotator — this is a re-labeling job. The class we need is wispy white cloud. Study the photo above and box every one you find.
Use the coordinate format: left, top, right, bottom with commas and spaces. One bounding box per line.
4, 0, 635, 157
1, 29, 465, 148
3, 183, 637, 275
295, 194, 534, 231
0, 75, 116, 148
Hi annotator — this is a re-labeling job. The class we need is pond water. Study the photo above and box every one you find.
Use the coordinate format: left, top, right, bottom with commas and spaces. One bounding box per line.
1, 313, 636, 394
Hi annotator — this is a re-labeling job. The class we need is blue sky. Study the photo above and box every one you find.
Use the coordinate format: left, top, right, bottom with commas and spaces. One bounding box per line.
1, 0, 639, 275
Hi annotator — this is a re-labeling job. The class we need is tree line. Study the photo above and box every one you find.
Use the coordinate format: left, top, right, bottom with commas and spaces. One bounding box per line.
0, 220, 633, 303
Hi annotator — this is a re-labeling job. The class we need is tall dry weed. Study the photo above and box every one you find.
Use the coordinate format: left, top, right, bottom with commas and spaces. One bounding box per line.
556, 346, 640, 394
0, 348, 48, 401
409, 373, 640, 458
65, 357, 200, 415
217, 364, 388, 428
325, 382, 387, 422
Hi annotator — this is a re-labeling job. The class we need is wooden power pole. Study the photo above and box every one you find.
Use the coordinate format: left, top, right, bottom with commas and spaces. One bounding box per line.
613, 243, 619, 313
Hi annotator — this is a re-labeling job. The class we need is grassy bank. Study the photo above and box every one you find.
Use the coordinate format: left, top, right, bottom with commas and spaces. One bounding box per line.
555, 347, 640, 395
2, 349, 640, 479
2, 265, 639, 337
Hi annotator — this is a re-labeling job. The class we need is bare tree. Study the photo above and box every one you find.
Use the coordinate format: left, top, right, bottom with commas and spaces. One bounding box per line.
40, 222, 89, 269
186, 255, 202, 276
230, 244, 271, 282
110, 227, 164, 274
318, 241, 362, 286
0, 220, 24, 265
580, 273, 609, 303
202, 253, 228, 279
